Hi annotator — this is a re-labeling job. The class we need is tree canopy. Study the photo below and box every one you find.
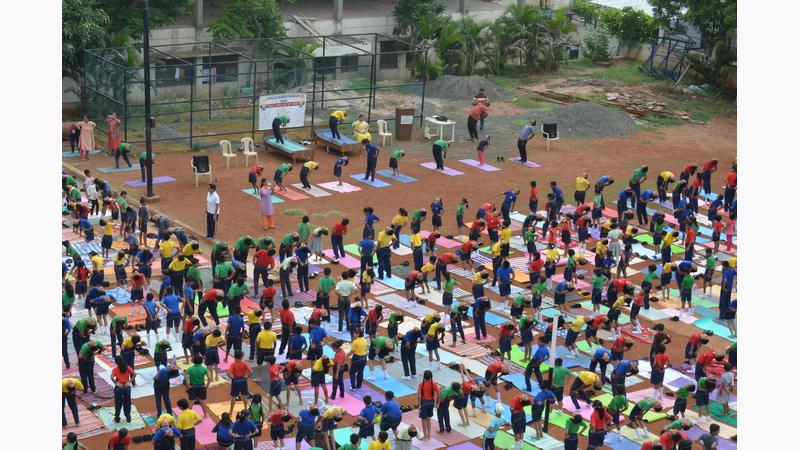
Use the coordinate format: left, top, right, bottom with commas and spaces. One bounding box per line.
208, 0, 288, 41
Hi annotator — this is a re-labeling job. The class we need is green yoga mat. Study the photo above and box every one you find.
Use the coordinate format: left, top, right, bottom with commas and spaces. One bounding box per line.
480, 246, 514, 256
694, 318, 737, 342
542, 409, 589, 435
495, 431, 538, 450
193, 294, 232, 318
694, 402, 737, 426
504, 345, 549, 372
265, 136, 307, 152
666, 289, 718, 308
634, 234, 685, 253
592, 394, 668, 422
343, 244, 378, 264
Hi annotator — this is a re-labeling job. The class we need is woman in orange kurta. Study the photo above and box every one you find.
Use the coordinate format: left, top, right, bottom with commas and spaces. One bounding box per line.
78, 116, 96, 159
105, 112, 122, 153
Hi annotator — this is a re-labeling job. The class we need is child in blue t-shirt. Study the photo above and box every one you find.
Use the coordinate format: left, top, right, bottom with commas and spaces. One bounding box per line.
482, 405, 509, 450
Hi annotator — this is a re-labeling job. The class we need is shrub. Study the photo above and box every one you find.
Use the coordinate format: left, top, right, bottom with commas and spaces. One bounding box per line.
583, 28, 612, 62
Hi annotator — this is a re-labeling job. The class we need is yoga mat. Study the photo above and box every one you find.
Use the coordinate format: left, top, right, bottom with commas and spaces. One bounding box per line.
694, 317, 737, 342
333, 428, 370, 450
63, 149, 103, 157
377, 274, 406, 290
374, 293, 436, 318
344, 244, 379, 263
173, 405, 218, 445
322, 249, 360, 269
420, 230, 462, 248
357, 366, 416, 397
274, 187, 309, 201
61, 404, 107, 439
350, 174, 391, 187
315, 129, 359, 145
390, 244, 412, 256
448, 341, 492, 358
495, 431, 538, 450
290, 183, 331, 197
265, 136, 308, 152
450, 441, 484, 450
404, 414, 471, 446
413, 344, 462, 364
125, 176, 175, 187
98, 164, 141, 173
510, 158, 542, 168
693, 402, 737, 426
545, 408, 589, 435
459, 159, 500, 171
485, 312, 508, 326
419, 162, 464, 176
96, 405, 147, 431
377, 169, 417, 183
684, 427, 737, 450
604, 436, 642, 450
524, 433, 564, 450
501, 373, 541, 394
318, 181, 362, 193
242, 188, 285, 203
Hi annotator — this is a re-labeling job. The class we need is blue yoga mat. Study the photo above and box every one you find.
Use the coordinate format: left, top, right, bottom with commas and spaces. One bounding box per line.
360, 367, 416, 397
378, 275, 406, 290
62, 149, 102, 158
399, 234, 412, 247
605, 436, 642, 450
555, 346, 592, 368
501, 373, 541, 394
349, 175, 390, 188
315, 129, 359, 145
98, 164, 141, 174
376, 169, 417, 183
241, 189, 285, 203
483, 396, 532, 423
485, 312, 508, 326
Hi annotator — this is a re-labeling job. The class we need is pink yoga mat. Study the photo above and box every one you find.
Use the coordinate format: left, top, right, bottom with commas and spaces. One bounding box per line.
318, 181, 362, 193
404, 414, 470, 446
420, 230, 461, 248
459, 159, 500, 172
510, 158, 542, 168
420, 162, 464, 176
322, 250, 360, 269
274, 187, 309, 201
303, 384, 363, 415
173, 405, 217, 444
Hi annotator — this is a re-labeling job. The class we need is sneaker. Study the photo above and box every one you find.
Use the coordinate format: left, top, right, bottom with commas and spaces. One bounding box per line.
402, 376, 411, 380
367, 375, 376, 381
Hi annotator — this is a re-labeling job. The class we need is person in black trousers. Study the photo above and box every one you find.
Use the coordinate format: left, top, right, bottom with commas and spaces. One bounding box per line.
206, 184, 220, 239
272, 115, 288, 144
432, 139, 448, 170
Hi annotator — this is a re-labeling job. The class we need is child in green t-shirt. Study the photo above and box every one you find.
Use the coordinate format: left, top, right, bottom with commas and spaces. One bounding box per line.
606, 389, 629, 443
389, 150, 405, 175
671, 381, 695, 419
63, 433, 87, 450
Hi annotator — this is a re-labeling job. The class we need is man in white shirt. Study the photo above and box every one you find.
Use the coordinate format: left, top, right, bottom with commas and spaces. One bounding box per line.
206, 183, 220, 238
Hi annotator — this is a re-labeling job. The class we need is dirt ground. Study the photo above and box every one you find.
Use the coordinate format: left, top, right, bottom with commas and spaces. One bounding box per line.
64, 90, 736, 449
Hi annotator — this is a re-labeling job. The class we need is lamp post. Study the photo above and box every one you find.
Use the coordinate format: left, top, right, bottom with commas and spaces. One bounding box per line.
143, 0, 155, 198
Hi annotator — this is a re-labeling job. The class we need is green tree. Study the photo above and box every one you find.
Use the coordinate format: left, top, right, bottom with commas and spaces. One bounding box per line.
502, 3, 547, 70
483, 19, 519, 75
571, 0, 601, 24
582, 28, 612, 62
63, 0, 110, 81
648, 0, 685, 33
393, 0, 445, 35
434, 20, 465, 75
540, 10, 577, 71
208, 0, 288, 40
456, 16, 489, 76
601, 6, 653, 53
95, 0, 193, 44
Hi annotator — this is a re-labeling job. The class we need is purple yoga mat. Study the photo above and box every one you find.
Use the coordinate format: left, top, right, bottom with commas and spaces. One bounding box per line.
125, 176, 175, 187
419, 162, 464, 176
684, 427, 737, 450
459, 159, 501, 171
510, 158, 542, 168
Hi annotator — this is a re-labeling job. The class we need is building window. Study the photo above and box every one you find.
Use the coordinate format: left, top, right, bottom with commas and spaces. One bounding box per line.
316, 56, 336, 75
155, 58, 195, 86
341, 55, 359, 73
201, 54, 240, 83
379, 41, 399, 69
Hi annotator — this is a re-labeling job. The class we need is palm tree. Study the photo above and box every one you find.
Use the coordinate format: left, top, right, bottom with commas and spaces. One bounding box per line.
483, 19, 519, 75
502, 3, 547, 70
435, 20, 465, 74
539, 10, 577, 72
456, 16, 489, 75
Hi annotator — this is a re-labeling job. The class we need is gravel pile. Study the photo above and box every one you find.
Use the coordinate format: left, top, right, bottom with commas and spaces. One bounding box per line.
535, 102, 638, 138
425, 75, 511, 101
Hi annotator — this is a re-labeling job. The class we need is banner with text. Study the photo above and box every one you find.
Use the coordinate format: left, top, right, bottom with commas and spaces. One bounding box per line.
258, 93, 307, 130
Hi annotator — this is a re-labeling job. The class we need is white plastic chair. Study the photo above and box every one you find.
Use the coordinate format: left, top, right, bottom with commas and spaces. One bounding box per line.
241, 137, 258, 166
220, 140, 237, 169
377, 119, 393, 146
191, 155, 212, 188
542, 123, 559, 152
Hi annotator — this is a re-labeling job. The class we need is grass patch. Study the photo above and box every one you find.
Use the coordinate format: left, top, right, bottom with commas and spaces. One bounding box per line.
282, 209, 307, 216
511, 95, 558, 111
591, 62, 659, 85
565, 58, 598, 70
487, 75, 518, 91
311, 210, 344, 222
